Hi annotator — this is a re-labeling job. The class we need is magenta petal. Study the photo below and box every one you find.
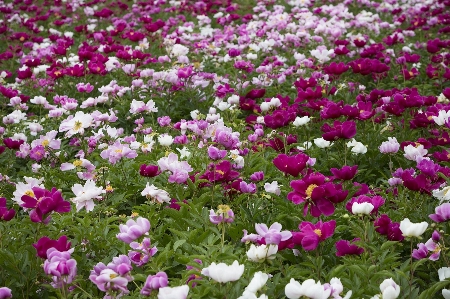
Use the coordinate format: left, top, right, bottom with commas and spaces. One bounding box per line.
316, 198, 335, 216
301, 234, 319, 251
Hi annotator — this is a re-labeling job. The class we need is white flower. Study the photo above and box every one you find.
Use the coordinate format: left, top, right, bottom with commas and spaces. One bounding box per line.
314, 137, 331, 148
218, 101, 231, 111
247, 244, 278, 262
71, 180, 104, 212
310, 48, 334, 63
190, 109, 200, 120
285, 278, 331, 299
399, 218, 428, 237
347, 139, 367, 154
352, 202, 374, 215
403, 144, 427, 161
171, 44, 189, 57
379, 278, 400, 299
245, 272, 269, 294
59, 111, 93, 137
432, 186, 450, 203
141, 183, 171, 203
12, 177, 44, 205
238, 291, 268, 299
439, 267, 450, 281
201, 261, 244, 283
264, 181, 281, 196
176, 147, 191, 159
432, 110, 450, 126
157, 285, 189, 299
158, 134, 174, 146
293, 116, 310, 127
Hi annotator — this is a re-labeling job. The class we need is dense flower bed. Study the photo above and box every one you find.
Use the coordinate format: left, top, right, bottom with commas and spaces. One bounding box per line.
1, 0, 450, 298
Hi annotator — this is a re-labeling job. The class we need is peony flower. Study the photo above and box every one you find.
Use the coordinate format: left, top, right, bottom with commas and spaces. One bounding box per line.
141, 272, 168, 296
157, 285, 189, 299
264, 181, 281, 195
247, 244, 278, 262
58, 111, 93, 137
379, 278, 400, 299
0, 287, 12, 299
244, 271, 269, 294
429, 203, 450, 222
141, 183, 171, 203
379, 137, 400, 154
255, 222, 292, 245
71, 180, 104, 212
201, 261, 244, 283
399, 218, 428, 237
285, 278, 331, 299
117, 217, 151, 244
351, 202, 374, 215
403, 144, 427, 161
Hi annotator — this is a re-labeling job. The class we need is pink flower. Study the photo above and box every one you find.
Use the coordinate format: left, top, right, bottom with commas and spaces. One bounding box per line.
117, 217, 151, 244
100, 142, 138, 164
293, 220, 336, 251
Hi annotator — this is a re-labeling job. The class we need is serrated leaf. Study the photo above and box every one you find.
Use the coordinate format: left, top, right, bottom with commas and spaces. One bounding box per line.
174, 239, 186, 251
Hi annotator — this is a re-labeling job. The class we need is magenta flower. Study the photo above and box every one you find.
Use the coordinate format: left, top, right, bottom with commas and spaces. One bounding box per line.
429, 203, 450, 222
139, 164, 160, 177
3, 137, 24, 149
250, 171, 264, 182
0, 287, 12, 299
240, 181, 257, 194
294, 220, 336, 251
141, 272, 168, 296
374, 215, 404, 241
33, 235, 71, 259
335, 239, 364, 257
0, 197, 15, 221
273, 153, 310, 177
255, 222, 292, 245
321, 121, 357, 141
287, 172, 345, 217
20, 187, 71, 224
330, 165, 358, 181
29, 145, 46, 161
200, 160, 239, 183
413, 231, 441, 261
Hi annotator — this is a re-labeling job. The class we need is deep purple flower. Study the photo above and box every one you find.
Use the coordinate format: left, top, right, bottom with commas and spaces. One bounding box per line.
0, 197, 15, 221
0, 287, 12, 299
330, 165, 358, 181
20, 187, 71, 224
412, 243, 428, 260
416, 158, 440, 177
33, 236, 72, 259
3, 138, 24, 149
139, 164, 160, 177
374, 215, 404, 241
141, 272, 168, 296
429, 203, 450, 222
293, 220, 336, 251
117, 217, 151, 244
335, 239, 364, 257
321, 121, 357, 141
273, 153, 310, 177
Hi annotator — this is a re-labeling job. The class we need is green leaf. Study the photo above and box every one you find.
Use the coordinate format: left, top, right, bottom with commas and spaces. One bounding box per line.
174, 239, 187, 251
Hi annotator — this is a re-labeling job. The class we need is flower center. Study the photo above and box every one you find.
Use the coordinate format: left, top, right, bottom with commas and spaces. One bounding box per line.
73, 160, 82, 167
433, 245, 441, 254
216, 170, 225, 175
218, 204, 230, 214
73, 121, 83, 131
42, 140, 49, 147
305, 184, 318, 198
24, 190, 35, 197
109, 273, 118, 279
314, 229, 322, 237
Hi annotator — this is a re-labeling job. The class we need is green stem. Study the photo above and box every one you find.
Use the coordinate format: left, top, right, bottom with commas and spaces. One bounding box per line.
221, 224, 226, 252
73, 284, 93, 298
410, 239, 414, 298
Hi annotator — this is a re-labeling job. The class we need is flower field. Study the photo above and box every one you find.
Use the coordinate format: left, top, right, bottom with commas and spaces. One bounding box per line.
1, 0, 450, 297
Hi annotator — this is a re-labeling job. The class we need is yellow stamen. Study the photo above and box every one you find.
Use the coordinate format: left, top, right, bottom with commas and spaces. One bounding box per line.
73, 160, 82, 167
73, 121, 83, 131
24, 190, 35, 197
42, 140, 49, 147
305, 184, 318, 198
314, 229, 322, 237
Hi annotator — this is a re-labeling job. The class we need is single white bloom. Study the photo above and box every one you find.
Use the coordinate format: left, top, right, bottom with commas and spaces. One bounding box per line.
245, 271, 269, 294
399, 218, 428, 237
432, 110, 450, 126
247, 244, 278, 262
432, 186, 450, 203
352, 202, 374, 215
403, 144, 427, 161
157, 285, 189, 299
141, 183, 171, 203
72, 180, 104, 212
158, 134, 174, 146
264, 181, 281, 196
293, 116, 310, 127
285, 278, 331, 299
379, 278, 400, 299
314, 137, 331, 148
201, 260, 244, 283
438, 267, 450, 281
176, 147, 191, 159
